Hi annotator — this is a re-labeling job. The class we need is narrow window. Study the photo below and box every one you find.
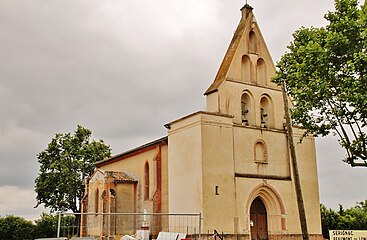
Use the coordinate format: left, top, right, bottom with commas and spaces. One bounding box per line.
95, 188, 99, 213
144, 162, 149, 200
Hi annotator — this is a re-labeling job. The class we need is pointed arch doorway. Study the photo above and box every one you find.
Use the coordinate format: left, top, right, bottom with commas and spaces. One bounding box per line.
250, 197, 268, 240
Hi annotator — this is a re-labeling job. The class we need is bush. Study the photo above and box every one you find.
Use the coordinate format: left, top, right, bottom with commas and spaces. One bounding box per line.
0, 215, 35, 240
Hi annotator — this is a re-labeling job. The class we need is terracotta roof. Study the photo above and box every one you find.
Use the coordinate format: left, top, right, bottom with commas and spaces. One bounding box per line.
105, 170, 138, 182
96, 136, 167, 166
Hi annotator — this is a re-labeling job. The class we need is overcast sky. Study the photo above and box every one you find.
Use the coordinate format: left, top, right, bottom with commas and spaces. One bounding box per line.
1, 0, 366, 221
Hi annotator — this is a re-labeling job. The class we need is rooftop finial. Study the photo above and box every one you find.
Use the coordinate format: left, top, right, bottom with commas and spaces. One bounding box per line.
240, 2, 253, 19
241, 1, 253, 10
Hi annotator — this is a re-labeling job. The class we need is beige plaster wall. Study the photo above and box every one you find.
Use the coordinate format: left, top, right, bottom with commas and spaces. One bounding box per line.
168, 112, 238, 232
115, 183, 136, 235
293, 129, 322, 234
115, 183, 135, 213
168, 113, 203, 214
200, 113, 236, 233
206, 91, 219, 113
233, 126, 290, 177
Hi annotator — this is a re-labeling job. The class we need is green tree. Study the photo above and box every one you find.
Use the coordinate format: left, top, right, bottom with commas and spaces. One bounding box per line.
344, 200, 367, 229
320, 201, 367, 238
320, 204, 339, 239
35, 125, 111, 213
0, 215, 35, 240
34, 213, 58, 238
273, 0, 367, 166
34, 213, 76, 238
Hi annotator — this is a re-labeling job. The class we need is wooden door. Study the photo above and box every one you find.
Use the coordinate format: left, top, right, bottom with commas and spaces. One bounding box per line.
250, 197, 268, 240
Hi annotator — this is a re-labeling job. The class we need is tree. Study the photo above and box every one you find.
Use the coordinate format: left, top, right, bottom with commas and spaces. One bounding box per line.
34, 213, 76, 238
344, 200, 367, 229
273, 0, 367, 166
320, 204, 338, 239
320, 201, 367, 239
35, 125, 111, 213
0, 215, 35, 240
33, 213, 58, 238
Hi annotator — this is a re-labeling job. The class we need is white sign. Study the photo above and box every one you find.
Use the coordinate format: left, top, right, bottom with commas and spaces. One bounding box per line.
330, 230, 367, 240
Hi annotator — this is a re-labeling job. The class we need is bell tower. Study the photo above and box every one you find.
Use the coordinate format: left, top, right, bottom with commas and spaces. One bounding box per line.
201, 4, 322, 238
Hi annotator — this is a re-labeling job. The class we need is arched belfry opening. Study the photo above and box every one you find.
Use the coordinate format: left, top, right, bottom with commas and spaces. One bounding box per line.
259, 95, 274, 128
249, 30, 257, 53
242, 55, 252, 83
256, 58, 266, 86
241, 91, 254, 125
250, 197, 268, 240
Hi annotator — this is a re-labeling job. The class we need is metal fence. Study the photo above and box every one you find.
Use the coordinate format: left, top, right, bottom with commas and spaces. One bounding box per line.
56, 212, 202, 240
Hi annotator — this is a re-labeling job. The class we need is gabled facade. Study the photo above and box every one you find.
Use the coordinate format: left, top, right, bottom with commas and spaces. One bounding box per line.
82, 5, 323, 240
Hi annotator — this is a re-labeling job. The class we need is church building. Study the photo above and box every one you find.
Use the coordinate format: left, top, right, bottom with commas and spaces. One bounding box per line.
81, 4, 323, 240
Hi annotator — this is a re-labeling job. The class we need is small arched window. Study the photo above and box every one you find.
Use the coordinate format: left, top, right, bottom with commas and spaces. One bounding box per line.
254, 140, 268, 163
249, 30, 257, 53
144, 162, 149, 200
95, 188, 99, 213
256, 58, 266, 86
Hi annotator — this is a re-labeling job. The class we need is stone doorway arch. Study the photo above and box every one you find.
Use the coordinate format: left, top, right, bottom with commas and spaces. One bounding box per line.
246, 184, 287, 238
